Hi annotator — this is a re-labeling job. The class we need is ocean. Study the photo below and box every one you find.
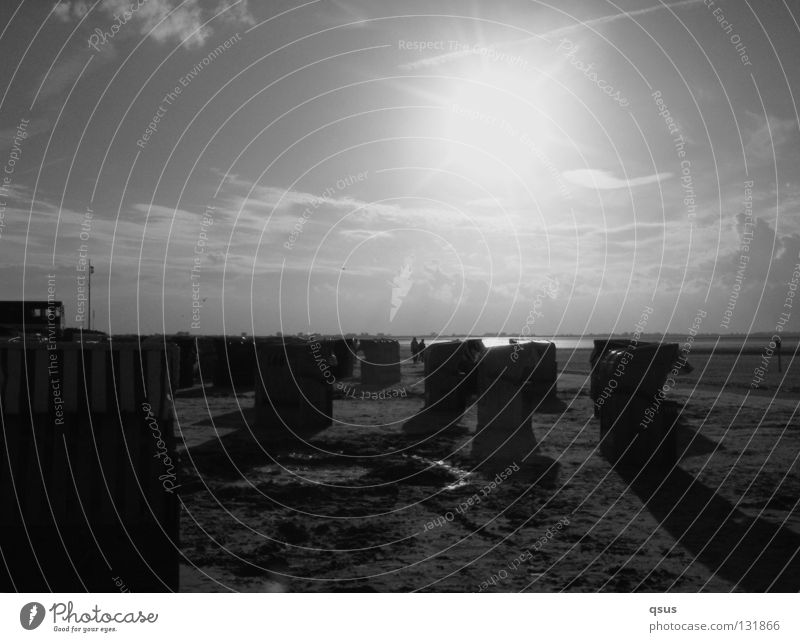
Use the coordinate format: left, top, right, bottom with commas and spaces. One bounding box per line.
396, 335, 799, 353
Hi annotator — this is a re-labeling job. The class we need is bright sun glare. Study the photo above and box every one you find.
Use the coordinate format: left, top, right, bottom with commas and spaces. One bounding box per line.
439, 64, 557, 190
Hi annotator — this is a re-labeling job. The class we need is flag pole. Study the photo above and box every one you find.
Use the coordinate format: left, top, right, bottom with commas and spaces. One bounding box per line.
88, 260, 94, 331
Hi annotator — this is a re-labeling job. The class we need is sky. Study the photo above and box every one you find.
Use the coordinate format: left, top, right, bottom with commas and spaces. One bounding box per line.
0, 0, 798, 337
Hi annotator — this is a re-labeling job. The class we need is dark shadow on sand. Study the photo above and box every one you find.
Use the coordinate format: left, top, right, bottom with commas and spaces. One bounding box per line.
471, 452, 561, 489
401, 407, 467, 436
618, 463, 800, 591
607, 407, 799, 591
179, 408, 331, 483
673, 422, 718, 461
174, 384, 254, 399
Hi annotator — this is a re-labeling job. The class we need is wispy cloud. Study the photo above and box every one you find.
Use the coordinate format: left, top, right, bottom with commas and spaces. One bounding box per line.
53, 0, 254, 49
218, 180, 490, 231
399, 0, 707, 71
35, 48, 112, 103
53, 0, 89, 22
543, 0, 707, 41
562, 168, 672, 189
389, 256, 414, 322
744, 110, 798, 164
338, 229, 394, 240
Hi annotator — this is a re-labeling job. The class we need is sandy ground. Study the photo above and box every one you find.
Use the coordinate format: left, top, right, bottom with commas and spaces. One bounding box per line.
172, 345, 800, 592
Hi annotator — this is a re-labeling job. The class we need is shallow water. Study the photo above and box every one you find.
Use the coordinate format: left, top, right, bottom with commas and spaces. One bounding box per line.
420, 335, 799, 353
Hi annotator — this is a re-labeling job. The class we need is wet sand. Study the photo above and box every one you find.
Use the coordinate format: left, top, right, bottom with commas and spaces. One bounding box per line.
173, 345, 800, 592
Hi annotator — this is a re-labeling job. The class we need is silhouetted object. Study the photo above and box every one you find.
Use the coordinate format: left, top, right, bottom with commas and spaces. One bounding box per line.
0, 341, 180, 591
591, 342, 682, 469
776, 336, 782, 372
169, 335, 198, 389
589, 339, 633, 417
254, 339, 333, 440
212, 336, 256, 388
403, 339, 483, 435
472, 341, 557, 464
0, 326, 19, 341
417, 339, 426, 364
87, 260, 94, 330
194, 336, 217, 383
325, 337, 356, 378
60, 328, 107, 342
358, 339, 401, 386
423, 339, 483, 413
0, 300, 64, 339
410, 337, 419, 363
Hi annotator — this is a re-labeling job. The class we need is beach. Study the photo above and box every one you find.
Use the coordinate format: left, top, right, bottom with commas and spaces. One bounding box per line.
173, 340, 800, 592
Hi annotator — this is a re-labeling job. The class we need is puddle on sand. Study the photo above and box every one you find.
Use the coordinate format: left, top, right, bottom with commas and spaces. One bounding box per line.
276, 451, 473, 489
213, 452, 474, 492
277, 465, 372, 485
271, 451, 372, 485
237, 463, 372, 487
407, 455, 473, 490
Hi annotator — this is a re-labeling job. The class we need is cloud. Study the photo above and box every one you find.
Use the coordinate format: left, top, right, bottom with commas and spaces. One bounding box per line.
0, 118, 52, 153
34, 49, 111, 103
698, 212, 800, 330
731, 211, 800, 283
315, 0, 369, 28
53, 0, 254, 49
562, 168, 672, 189
215, 0, 254, 26
399, 0, 706, 71
130, 203, 204, 221
139, 0, 211, 47
218, 179, 490, 232
542, 0, 706, 41
744, 111, 798, 164
53, 0, 89, 21
389, 256, 414, 321
399, 50, 479, 72
337, 229, 394, 241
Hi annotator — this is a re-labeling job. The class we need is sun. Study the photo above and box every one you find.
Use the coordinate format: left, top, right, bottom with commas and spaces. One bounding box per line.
435, 64, 559, 188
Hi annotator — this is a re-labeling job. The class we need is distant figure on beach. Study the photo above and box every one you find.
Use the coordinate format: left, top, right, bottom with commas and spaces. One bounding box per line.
411, 337, 419, 363
418, 339, 426, 364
